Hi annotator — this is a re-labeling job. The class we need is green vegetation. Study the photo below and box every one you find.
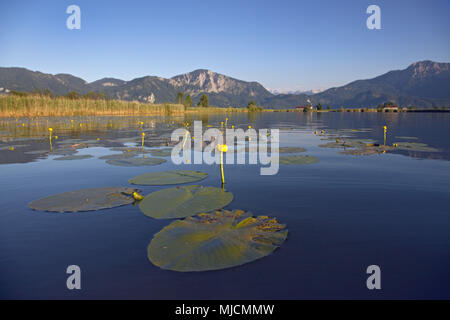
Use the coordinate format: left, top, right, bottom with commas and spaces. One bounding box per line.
147, 209, 288, 272
29, 187, 138, 212
176, 92, 184, 104
65, 91, 79, 100
184, 94, 192, 107
128, 170, 208, 186
105, 157, 166, 167
278, 155, 319, 165
198, 94, 209, 107
2, 93, 445, 118
0, 95, 186, 117
139, 185, 233, 219
247, 100, 264, 111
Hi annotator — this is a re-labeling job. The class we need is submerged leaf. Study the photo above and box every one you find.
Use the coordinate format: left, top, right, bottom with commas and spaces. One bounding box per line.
278, 155, 319, 165
106, 157, 166, 167
139, 185, 233, 219
147, 209, 288, 272
29, 186, 138, 212
129, 170, 207, 185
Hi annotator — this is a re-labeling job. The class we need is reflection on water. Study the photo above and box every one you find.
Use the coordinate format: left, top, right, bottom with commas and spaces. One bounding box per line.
0, 112, 450, 299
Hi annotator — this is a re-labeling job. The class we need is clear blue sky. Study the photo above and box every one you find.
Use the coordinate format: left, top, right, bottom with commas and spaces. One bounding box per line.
1, 0, 449, 92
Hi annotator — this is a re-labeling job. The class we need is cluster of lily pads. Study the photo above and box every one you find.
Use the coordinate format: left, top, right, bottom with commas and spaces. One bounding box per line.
317, 131, 439, 156
28, 168, 288, 272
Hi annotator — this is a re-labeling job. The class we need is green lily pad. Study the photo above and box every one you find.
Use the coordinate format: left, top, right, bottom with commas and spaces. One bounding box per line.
278, 147, 306, 153
318, 141, 354, 149
395, 136, 418, 140
109, 147, 145, 152
279, 155, 319, 165
139, 185, 233, 219
393, 142, 439, 152
129, 170, 208, 186
29, 186, 138, 212
149, 148, 173, 157
53, 154, 94, 160
147, 209, 288, 272
99, 152, 137, 160
340, 145, 392, 156
318, 139, 377, 149
106, 157, 166, 167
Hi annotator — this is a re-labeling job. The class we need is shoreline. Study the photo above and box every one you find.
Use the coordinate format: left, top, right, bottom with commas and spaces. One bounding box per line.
0, 95, 448, 118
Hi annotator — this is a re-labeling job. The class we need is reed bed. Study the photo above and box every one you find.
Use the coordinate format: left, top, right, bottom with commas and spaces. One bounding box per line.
0, 95, 308, 118
0, 95, 188, 117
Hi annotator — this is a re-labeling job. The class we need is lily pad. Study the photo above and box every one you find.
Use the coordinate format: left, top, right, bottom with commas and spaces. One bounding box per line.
0, 144, 29, 150
106, 157, 166, 167
29, 186, 138, 212
139, 185, 233, 219
395, 136, 418, 140
318, 139, 376, 149
147, 209, 288, 272
340, 145, 392, 156
99, 153, 138, 160
279, 155, 319, 165
149, 148, 173, 157
278, 147, 306, 153
129, 170, 208, 186
393, 142, 439, 152
54, 154, 94, 160
109, 147, 145, 152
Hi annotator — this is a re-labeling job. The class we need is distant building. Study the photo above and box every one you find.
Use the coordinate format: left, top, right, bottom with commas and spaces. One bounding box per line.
383, 105, 399, 112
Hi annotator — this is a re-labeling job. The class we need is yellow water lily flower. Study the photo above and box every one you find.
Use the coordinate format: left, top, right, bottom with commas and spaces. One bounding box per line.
217, 144, 228, 152
132, 192, 145, 201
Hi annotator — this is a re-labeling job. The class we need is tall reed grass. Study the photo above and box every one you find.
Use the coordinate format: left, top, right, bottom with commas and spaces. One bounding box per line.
0, 95, 188, 117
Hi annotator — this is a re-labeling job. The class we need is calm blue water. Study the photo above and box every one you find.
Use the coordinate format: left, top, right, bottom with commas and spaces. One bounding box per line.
0, 112, 449, 299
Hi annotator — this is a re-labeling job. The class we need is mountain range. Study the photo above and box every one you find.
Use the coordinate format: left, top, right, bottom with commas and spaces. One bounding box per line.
0, 60, 448, 108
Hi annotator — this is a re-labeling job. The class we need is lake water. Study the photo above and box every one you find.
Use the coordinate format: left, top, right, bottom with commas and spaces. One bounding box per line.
0, 112, 449, 299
